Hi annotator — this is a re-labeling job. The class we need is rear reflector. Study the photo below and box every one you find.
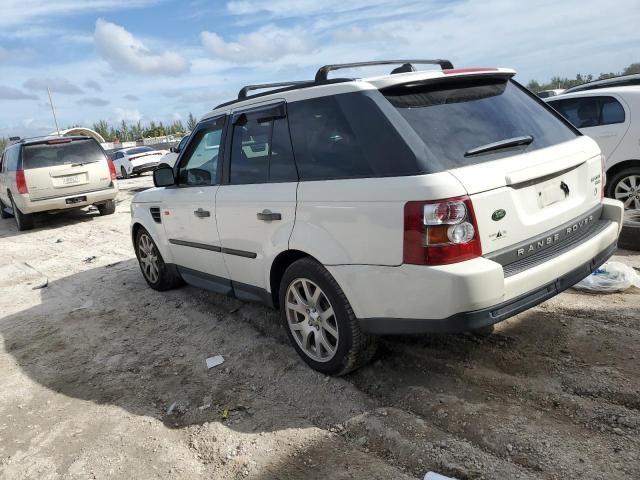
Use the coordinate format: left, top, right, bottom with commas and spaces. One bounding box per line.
404, 196, 481, 265
47, 138, 72, 144
16, 169, 28, 194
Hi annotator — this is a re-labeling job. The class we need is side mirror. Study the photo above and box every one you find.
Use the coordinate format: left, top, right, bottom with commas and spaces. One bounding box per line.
153, 166, 175, 187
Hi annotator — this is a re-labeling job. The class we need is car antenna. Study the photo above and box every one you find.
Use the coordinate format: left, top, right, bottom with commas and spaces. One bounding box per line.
47, 86, 61, 137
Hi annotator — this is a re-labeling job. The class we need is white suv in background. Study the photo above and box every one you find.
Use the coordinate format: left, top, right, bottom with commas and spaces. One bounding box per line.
130, 60, 624, 375
0, 136, 118, 230
546, 84, 640, 210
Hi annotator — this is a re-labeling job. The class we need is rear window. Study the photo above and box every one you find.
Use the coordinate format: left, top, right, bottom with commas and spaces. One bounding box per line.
383, 78, 578, 170
126, 146, 153, 155
23, 138, 106, 169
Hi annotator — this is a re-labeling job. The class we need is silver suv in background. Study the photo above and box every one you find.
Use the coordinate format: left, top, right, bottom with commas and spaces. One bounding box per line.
0, 136, 118, 230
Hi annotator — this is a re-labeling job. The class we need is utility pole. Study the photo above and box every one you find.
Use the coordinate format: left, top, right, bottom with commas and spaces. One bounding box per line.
47, 87, 61, 136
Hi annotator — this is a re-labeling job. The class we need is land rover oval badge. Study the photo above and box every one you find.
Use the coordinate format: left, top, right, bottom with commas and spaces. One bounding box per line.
492, 209, 506, 221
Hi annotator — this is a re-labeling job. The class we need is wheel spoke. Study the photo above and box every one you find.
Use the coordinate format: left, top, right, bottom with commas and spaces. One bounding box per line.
290, 285, 307, 307
287, 301, 307, 315
317, 332, 333, 355
630, 176, 637, 188
615, 191, 630, 199
624, 196, 634, 208
321, 319, 338, 339
301, 280, 313, 304
618, 181, 631, 192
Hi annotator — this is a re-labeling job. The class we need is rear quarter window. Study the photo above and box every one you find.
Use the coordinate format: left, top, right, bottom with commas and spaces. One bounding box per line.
549, 96, 626, 128
23, 138, 106, 169
383, 78, 578, 171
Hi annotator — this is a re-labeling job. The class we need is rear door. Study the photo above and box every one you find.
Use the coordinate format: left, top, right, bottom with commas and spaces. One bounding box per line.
22, 138, 112, 200
548, 95, 630, 161
215, 102, 298, 301
384, 76, 602, 256
161, 116, 231, 290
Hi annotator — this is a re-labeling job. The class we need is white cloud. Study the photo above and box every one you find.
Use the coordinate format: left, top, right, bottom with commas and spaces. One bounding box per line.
113, 107, 143, 124
123, 94, 140, 101
23, 77, 83, 94
200, 26, 308, 63
0, 86, 38, 100
0, 0, 158, 28
78, 97, 110, 107
94, 19, 190, 76
84, 80, 102, 92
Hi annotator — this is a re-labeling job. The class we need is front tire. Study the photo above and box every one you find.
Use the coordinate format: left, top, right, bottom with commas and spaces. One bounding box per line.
134, 228, 182, 290
607, 167, 640, 210
10, 195, 34, 231
279, 257, 377, 376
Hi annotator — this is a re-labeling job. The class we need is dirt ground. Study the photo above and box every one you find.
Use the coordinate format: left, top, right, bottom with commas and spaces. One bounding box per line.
1, 175, 639, 480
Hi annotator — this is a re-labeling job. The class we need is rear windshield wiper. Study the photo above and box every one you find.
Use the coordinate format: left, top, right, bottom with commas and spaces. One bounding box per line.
464, 135, 534, 157
71, 160, 99, 167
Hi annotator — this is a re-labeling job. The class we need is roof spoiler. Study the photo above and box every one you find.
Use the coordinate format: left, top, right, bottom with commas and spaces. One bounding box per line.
314, 59, 454, 82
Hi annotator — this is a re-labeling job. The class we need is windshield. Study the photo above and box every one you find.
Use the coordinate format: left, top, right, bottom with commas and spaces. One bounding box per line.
383, 78, 578, 170
23, 138, 106, 169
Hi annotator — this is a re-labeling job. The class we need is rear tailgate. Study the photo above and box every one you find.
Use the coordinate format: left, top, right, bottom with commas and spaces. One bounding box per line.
23, 138, 113, 201
382, 74, 605, 258
450, 137, 603, 255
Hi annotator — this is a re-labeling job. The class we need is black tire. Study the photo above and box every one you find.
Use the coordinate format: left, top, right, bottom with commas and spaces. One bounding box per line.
0, 197, 11, 219
606, 166, 640, 210
619, 209, 640, 251
279, 257, 378, 376
134, 227, 183, 291
96, 200, 116, 216
9, 195, 34, 231
120, 166, 129, 179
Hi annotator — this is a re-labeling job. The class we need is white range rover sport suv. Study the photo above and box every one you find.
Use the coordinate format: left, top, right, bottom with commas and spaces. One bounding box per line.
130, 60, 624, 375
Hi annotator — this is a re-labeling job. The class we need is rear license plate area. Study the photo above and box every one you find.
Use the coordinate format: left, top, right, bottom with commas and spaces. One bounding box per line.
66, 196, 87, 205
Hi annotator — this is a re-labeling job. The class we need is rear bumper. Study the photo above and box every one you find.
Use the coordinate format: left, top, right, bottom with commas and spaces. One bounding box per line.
327, 199, 624, 335
358, 241, 616, 334
16, 185, 118, 214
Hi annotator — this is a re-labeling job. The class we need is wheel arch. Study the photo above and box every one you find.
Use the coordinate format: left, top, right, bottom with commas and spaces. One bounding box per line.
606, 158, 640, 179
269, 249, 321, 309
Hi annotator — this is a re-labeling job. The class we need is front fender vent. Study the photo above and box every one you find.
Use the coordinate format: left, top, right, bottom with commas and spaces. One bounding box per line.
150, 207, 161, 224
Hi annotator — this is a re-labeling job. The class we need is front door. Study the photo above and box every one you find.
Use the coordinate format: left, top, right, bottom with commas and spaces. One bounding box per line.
161, 116, 231, 293
215, 102, 298, 302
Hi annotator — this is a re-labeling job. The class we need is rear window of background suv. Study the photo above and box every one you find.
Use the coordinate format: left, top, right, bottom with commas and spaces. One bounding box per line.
23, 139, 107, 170
383, 78, 578, 170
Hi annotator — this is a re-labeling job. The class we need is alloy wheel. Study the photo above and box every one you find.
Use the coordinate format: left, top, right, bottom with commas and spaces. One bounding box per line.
285, 278, 339, 363
614, 174, 640, 210
138, 233, 159, 283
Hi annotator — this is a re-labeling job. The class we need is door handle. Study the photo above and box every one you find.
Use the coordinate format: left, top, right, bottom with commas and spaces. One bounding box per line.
257, 209, 282, 221
194, 208, 211, 218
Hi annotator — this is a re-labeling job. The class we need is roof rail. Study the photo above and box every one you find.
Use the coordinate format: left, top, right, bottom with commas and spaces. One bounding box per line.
314, 59, 454, 82
238, 81, 311, 100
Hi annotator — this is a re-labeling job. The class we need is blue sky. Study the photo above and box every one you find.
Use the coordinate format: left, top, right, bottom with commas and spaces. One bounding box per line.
1, 0, 639, 137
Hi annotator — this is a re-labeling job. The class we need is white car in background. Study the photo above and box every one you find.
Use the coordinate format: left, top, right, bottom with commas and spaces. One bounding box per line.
546, 85, 640, 210
157, 135, 190, 168
112, 146, 168, 179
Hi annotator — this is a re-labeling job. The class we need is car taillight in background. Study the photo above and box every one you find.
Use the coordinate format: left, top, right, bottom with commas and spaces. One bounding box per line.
107, 159, 117, 180
404, 196, 481, 265
16, 169, 28, 194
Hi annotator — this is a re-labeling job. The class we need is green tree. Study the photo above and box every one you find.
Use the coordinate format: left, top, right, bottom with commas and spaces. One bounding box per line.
92, 120, 111, 141
623, 63, 640, 75
0, 137, 8, 152
186, 112, 197, 131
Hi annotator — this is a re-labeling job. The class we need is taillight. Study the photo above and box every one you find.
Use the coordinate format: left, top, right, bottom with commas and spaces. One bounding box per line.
107, 159, 117, 180
404, 196, 481, 265
16, 169, 28, 194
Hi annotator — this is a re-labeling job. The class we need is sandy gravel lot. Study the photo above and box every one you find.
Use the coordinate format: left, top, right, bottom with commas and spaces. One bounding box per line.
1, 175, 639, 480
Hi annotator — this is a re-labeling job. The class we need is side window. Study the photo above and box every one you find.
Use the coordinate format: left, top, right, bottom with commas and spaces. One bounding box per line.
116, 152, 123, 159
177, 135, 189, 153
229, 106, 297, 185
600, 97, 625, 125
287, 92, 415, 181
178, 118, 224, 186
6, 146, 20, 171
550, 96, 625, 128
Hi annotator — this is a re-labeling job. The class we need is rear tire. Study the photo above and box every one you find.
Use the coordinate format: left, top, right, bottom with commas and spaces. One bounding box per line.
97, 200, 116, 216
0, 197, 11, 219
9, 195, 34, 231
619, 209, 640, 251
607, 167, 640, 210
279, 257, 378, 376
134, 227, 182, 290
120, 166, 129, 179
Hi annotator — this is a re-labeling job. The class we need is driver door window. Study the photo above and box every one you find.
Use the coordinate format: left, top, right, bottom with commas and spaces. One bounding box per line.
178, 120, 224, 186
